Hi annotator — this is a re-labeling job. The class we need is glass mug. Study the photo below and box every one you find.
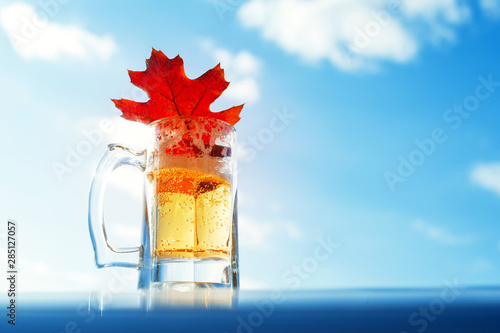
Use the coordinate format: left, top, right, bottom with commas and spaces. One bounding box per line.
88, 117, 239, 290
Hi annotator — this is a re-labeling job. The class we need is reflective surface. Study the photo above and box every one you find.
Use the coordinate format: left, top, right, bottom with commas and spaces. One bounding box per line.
4, 287, 500, 332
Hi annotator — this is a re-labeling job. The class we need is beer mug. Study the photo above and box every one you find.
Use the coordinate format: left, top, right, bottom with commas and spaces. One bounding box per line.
88, 117, 239, 290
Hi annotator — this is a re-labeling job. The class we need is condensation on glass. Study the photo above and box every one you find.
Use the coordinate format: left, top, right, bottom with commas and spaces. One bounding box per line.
89, 117, 239, 291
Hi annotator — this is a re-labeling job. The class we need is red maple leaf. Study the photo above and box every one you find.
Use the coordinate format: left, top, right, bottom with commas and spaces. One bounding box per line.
112, 48, 243, 126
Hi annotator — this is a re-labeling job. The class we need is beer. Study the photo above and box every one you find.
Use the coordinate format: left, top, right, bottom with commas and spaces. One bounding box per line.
152, 167, 232, 260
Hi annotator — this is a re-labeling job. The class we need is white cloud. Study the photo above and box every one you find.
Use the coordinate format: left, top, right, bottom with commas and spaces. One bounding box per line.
471, 162, 500, 196
480, 0, 500, 18
202, 40, 262, 103
283, 221, 302, 240
236, 142, 256, 162
103, 116, 149, 151
224, 77, 260, 103
239, 214, 303, 249
19, 259, 99, 291
108, 223, 142, 243
237, 0, 471, 71
240, 277, 270, 290
412, 219, 473, 246
401, 0, 470, 43
72, 116, 148, 198
1, 2, 117, 61
108, 166, 144, 200
239, 214, 275, 249
75, 115, 149, 151
402, 0, 469, 23
471, 258, 493, 274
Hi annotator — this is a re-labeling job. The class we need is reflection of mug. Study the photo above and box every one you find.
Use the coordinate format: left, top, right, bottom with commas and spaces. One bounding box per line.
89, 117, 239, 290
88, 289, 235, 312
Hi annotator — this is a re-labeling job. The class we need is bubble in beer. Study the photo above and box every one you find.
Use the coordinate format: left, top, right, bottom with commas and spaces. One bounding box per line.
153, 167, 232, 260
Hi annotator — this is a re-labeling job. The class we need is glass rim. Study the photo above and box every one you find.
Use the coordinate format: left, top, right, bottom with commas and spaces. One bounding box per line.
147, 116, 235, 132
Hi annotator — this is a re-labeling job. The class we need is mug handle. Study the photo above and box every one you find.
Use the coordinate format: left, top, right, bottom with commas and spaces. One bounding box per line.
88, 144, 146, 269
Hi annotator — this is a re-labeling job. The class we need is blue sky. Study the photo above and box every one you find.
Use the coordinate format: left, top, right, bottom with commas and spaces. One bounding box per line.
0, 0, 500, 292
